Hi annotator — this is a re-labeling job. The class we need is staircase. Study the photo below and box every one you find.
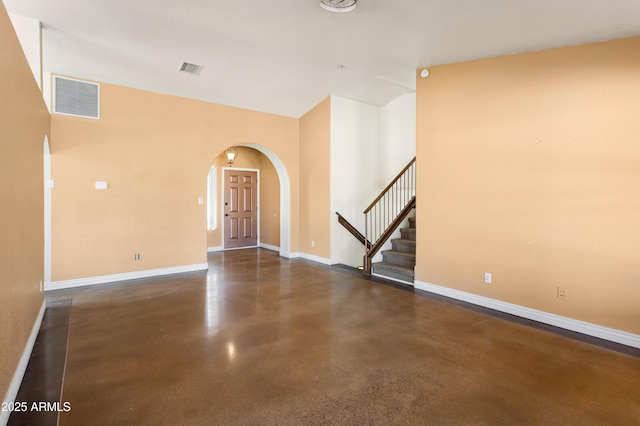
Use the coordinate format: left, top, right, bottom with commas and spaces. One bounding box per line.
372, 217, 415, 283
335, 157, 416, 284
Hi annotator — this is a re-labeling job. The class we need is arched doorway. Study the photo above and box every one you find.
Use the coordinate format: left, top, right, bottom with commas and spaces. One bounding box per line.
207, 143, 292, 258
237, 143, 291, 257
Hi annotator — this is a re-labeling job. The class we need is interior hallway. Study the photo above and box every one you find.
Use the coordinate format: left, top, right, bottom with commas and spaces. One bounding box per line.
11, 248, 640, 425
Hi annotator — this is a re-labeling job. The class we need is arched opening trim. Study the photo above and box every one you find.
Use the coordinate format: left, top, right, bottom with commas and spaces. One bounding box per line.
237, 143, 292, 257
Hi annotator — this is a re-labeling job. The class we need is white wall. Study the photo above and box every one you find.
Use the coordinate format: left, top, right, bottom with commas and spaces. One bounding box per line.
379, 93, 416, 184
8, 13, 41, 90
376, 93, 417, 259
330, 93, 417, 267
330, 96, 380, 267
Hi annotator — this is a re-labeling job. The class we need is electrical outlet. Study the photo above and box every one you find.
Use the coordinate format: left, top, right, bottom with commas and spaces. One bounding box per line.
311, 240, 315, 247
484, 272, 492, 284
134, 253, 141, 261
557, 286, 568, 300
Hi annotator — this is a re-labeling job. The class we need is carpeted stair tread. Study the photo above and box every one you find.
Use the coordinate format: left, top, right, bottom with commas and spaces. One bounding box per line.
372, 262, 414, 283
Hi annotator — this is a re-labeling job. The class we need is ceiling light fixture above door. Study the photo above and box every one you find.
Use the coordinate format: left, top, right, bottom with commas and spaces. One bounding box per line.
319, 0, 357, 13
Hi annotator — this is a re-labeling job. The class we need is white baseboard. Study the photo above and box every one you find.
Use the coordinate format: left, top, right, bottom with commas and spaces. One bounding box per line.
45, 263, 209, 291
290, 252, 335, 266
372, 272, 414, 286
220, 245, 259, 251
209, 244, 280, 253
1, 300, 46, 426
415, 280, 640, 349
276, 251, 333, 266
259, 243, 280, 252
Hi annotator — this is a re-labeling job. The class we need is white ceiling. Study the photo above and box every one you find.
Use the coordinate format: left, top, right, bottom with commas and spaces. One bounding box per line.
4, 0, 640, 117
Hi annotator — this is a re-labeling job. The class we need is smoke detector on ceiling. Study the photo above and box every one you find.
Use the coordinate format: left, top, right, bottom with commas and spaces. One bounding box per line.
319, 0, 357, 13
179, 62, 203, 75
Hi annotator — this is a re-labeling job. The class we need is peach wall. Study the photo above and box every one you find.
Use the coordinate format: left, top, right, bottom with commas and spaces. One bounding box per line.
0, 3, 49, 401
416, 37, 640, 334
299, 97, 331, 259
51, 82, 298, 281
206, 147, 280, 249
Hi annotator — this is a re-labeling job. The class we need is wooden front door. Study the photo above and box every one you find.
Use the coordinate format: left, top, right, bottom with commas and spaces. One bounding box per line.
224, 169, 258, 249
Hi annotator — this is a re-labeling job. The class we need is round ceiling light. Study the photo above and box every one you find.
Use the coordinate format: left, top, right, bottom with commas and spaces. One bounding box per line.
319, 0, 357, 13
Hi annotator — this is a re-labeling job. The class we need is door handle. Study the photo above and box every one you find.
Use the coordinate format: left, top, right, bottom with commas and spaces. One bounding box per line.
225, 214, 229, 217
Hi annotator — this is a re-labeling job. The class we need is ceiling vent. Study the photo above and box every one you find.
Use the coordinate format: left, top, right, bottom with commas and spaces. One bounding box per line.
179, 62, 203, 75
53, 76, 100, 119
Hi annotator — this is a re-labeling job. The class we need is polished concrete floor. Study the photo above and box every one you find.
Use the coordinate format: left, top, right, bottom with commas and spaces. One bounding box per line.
11, 248, 640, 425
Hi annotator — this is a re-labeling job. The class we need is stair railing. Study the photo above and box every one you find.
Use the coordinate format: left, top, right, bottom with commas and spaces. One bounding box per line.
335, 212, 370, 247
363, 157, 416, 275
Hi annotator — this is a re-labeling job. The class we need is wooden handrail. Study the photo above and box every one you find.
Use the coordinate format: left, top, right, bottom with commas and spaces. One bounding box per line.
335, 212, 369, 246
364, 157, 416, 214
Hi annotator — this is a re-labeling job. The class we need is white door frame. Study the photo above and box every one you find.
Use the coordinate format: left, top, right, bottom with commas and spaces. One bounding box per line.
44, 136, 52, 284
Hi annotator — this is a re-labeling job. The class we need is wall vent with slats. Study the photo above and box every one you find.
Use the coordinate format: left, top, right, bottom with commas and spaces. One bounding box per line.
179, 62, 203, 75
53, 76, 100, 119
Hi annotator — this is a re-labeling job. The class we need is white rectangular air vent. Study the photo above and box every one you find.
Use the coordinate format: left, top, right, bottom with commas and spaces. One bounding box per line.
53, 76, 100, 119
179, 62, 203, 75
